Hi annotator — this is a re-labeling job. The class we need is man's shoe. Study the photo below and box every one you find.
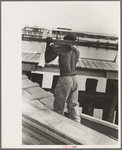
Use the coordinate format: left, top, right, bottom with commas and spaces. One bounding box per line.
64, 112, 69, 118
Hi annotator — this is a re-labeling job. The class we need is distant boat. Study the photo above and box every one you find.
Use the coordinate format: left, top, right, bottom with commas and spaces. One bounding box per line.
22, 26, 49, 39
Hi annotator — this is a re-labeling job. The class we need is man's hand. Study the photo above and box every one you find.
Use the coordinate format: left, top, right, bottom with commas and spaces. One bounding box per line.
46, 37, 52, 44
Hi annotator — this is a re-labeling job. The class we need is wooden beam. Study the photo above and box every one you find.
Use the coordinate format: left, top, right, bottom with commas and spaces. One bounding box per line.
22, 36, 118, 51
22, 101, 118, 145
22, 113, 78, 145
108, 81, 118, 123
80, 114, 118, 140
82, 79, 98, 116
22, 62, 37, 71
78, 91, 114, 102
106, 71, 118, 80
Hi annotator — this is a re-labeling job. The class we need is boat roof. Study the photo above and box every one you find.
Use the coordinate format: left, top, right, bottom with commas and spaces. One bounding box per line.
51, 28, 118, 40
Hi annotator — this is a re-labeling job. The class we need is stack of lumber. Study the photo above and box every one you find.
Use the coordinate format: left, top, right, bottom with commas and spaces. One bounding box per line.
22, 75, 118, 145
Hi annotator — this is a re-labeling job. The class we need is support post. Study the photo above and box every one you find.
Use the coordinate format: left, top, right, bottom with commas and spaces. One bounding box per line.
82, 78, 98, 116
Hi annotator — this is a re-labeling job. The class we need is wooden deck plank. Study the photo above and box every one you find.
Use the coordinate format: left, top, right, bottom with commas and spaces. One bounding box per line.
102, 61, 115, 71
107, 62, 118, 71
26, 86, 47, 94
22, 131, 41, 145
22, 75, 28, 79
39, 96, 54, 110
22, 98, 45, 116
22, 53, 32, 61
26, 87, 53, 99
22, 77, 118, 145
82, 59, 92, 69
22, 79, 39, 90
22, 101, 118, 145
22, 96, 46, 109
87, 60, 98, 69
22, 113, 75, 145
22, 79, 33, 84
80, 113, 118, 140
23, 53, 37, 62
80, 59, 87, 68
97, 61, 109, 70
22, 122, 61, 145
97, 61, 110, 70
29, 53, 40, 63
22, 82, 39, 90
22, 89, 31, 97
93, 60, 104, 70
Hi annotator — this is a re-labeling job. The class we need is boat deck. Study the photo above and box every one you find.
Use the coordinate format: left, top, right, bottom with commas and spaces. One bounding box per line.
22, 51, 118, 80
22, 52, 118, 71
22, 74, 118, 145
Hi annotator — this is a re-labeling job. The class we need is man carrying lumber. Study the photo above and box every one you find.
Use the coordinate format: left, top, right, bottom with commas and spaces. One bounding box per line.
45, 33, 81, 123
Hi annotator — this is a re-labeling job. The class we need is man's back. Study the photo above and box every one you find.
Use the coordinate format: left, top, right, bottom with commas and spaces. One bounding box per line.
59, 46, 79, 76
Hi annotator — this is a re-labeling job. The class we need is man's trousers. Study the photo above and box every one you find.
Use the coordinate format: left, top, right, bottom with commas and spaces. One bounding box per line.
53, 75, 81, 123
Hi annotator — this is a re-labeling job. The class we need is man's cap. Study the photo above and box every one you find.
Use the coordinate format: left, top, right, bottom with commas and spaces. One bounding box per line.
64, 33, 77, 41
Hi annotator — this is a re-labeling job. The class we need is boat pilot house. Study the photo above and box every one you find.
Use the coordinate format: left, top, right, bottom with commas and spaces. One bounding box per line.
22, 26, 119, 145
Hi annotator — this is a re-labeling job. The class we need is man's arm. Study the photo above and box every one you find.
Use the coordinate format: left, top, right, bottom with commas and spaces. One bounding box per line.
51, 43, 71, 55
45, 38, 58, 63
